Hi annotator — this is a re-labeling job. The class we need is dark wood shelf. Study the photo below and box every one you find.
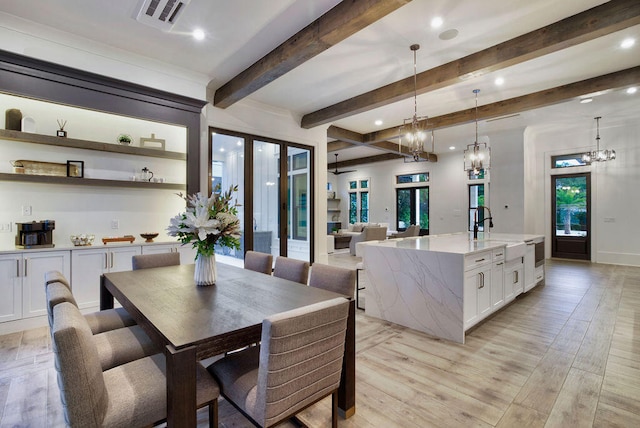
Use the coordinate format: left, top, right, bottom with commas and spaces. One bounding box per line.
0, 172, 185, 190
0, 129, 186, 160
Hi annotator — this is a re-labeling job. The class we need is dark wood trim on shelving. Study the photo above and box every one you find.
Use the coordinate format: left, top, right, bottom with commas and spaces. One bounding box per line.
0, 172, 186, 190
0, 49, 207, 194
0, 129, 186, 160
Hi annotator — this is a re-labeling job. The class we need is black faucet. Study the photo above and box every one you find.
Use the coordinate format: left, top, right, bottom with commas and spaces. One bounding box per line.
473, 205, 494, 240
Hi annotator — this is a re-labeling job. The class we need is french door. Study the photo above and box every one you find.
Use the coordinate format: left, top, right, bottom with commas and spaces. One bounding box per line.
396, 186, 429, 234
552, 173, 590, 260
210, 129, 313, 263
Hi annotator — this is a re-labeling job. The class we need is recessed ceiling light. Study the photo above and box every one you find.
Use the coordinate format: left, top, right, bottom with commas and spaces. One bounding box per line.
621, 38, 635, 49
580, 97, 593, 104
431, 17, 443, 29
374, 119, 383, 126
449, 146, 456, 150
627, 87, 637, 94
192, 29, 205, 41
494, 77, 504, 86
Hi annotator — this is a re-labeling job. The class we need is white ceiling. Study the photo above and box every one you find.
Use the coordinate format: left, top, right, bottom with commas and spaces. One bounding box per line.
0, 0, 638, 161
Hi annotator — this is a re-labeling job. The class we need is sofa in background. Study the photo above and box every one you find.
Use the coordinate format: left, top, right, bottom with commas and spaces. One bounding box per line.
350, 226, 387, 256
339, 222, 389, 236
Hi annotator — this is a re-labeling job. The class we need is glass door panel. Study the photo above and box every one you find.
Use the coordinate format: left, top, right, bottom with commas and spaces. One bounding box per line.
253, 141, 280, 259
552, 173, 590, 260
211, 132, 245, 260
287, 146, 310, 261
396, 186, 429, 234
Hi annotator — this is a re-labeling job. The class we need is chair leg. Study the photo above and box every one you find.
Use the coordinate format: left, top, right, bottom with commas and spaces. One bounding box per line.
332, 391, 338, 428
209, 399, 218, 428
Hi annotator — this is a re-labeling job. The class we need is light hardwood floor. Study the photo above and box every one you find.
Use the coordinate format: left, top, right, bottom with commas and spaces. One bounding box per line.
1, 257, 639, 427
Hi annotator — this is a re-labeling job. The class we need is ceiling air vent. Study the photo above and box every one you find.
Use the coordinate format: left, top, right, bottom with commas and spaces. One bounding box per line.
135, 0, 191, 32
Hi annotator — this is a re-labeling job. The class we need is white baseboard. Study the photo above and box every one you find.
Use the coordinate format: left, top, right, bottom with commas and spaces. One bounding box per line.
596, 251, 640, 267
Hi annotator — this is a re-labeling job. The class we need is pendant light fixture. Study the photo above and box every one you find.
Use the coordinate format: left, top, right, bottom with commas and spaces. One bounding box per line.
582, 116, 615, 163
398, 44, 432, 162
463, 89, 490, 175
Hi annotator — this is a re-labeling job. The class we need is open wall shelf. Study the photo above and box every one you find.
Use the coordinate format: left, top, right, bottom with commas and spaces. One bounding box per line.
0, 172, 185, 190
0, 129, 186, 160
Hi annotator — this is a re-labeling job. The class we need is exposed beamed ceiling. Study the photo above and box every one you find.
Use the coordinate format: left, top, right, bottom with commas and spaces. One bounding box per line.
1, 0, 639, 166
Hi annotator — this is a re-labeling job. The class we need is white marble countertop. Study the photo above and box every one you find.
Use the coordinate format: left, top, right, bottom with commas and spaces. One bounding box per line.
362, 232, 544, 256
0, 239, 181, 255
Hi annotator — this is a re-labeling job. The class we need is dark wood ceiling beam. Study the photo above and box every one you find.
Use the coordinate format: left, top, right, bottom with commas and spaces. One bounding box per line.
327, 125, 364, 144
302, 0, 640, 128
213, 0, 412, 108
329, 153, 405, 169
365, 65, 640, 142
327, 140, 355, 152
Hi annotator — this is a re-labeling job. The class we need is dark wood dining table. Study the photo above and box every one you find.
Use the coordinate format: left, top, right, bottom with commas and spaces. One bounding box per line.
100, 262, 355, 427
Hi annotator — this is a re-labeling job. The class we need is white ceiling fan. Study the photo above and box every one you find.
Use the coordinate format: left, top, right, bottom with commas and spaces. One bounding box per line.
329, 153, 356, 175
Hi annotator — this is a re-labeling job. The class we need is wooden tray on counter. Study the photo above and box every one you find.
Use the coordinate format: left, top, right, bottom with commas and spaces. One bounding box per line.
102, 235, 135, 245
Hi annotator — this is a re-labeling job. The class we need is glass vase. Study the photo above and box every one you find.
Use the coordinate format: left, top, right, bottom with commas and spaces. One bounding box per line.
194, 253, 216, 287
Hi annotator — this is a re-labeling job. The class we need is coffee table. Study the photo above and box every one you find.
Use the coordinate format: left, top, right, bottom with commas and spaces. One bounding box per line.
334, 234, 352, 249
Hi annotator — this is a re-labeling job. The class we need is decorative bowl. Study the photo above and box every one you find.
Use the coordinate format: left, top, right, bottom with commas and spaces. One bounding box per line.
70, 234, 95, 246
140, 232, 159, 243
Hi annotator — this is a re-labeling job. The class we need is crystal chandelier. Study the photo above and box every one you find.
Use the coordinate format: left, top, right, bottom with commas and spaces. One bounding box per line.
398, 44, 431, 162
582, 116, 615, 163
463, 89, 490, 175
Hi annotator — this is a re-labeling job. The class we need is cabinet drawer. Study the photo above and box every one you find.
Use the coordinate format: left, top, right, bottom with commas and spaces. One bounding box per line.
492, 248, 505, 262
464, 251, 491, 271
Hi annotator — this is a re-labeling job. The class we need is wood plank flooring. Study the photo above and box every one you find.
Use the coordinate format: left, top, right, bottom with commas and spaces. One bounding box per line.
1, 258, 640, 427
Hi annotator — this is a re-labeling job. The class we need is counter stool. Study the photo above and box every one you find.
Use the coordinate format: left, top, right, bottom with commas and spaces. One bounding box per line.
355, 262, 365, 310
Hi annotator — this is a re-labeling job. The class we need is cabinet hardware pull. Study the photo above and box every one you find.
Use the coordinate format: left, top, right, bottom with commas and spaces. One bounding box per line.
104, 253, 108, 270
475, 258, 485, 263
16, 259, 20, 277
24, 259, 28, 277
496, 253, 503, 256
496, 262, 503, 266
478, 272, 484, 289
514, 271, 519, 283
110, 252, 114, 269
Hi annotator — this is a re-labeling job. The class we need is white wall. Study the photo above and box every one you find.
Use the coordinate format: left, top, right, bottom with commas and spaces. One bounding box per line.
332, 128, 526, 236
525, 117, 640, 266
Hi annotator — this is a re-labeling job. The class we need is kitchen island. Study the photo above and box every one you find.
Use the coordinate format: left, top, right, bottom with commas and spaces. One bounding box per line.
362, 232, 544, 343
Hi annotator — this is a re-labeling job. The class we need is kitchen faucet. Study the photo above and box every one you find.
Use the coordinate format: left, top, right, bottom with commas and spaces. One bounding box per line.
473, 205, 494, 240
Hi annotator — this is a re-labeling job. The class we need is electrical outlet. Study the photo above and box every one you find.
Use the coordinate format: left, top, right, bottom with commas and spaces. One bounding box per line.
111, 219, 120, 229
0, 223, 11, 232
22, 205, 32, 216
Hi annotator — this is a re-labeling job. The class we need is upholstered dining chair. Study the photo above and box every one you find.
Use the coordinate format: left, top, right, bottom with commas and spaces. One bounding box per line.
44, 270, 136, 334
308, 263, 356, 299
207, 297, 350, 428
46, 281, 158, 371
273, 256, 310, 284
52, 301, 219, 428
132, 251, 180, 270
244, 250, 274, 275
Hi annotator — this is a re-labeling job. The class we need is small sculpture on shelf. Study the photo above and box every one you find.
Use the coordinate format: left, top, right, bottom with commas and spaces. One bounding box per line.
56, 119, 67, 137
117, 134, 132, 145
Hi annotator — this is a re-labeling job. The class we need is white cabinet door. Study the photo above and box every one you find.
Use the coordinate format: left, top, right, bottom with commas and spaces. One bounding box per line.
141, 244, 175, 255
22, 251, 70, 318
491, 260, 505, 310
71, 246, 141, 309
176, 245, 197, 264
0, 254, 22, 322
109, 246, 141, 272
463, 268, 480, 329
72, 248, 108, 309
524, 242, 535, 292
477, 266, 492, 319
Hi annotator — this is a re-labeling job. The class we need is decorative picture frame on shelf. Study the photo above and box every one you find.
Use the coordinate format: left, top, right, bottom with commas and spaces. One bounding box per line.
66, 160, 84, 178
